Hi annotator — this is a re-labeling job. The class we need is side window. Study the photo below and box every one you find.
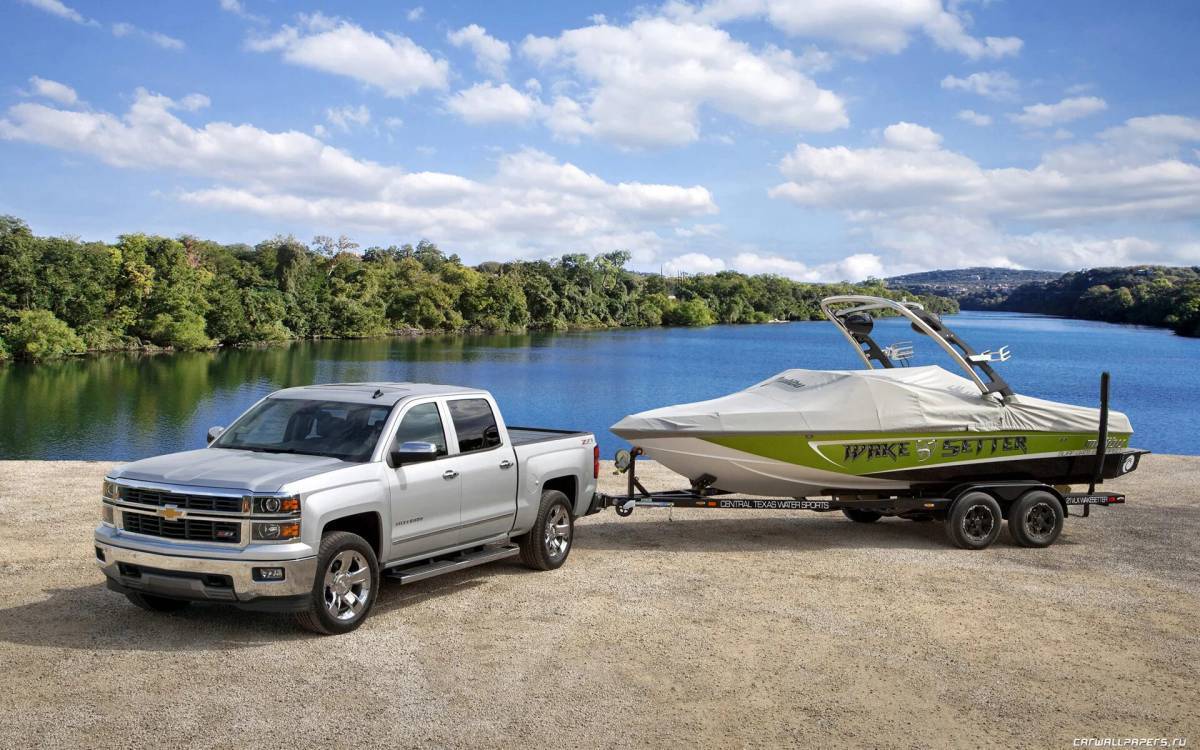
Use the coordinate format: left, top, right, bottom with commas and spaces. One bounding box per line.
447, 399, 502, 453
392, 403, 447, 456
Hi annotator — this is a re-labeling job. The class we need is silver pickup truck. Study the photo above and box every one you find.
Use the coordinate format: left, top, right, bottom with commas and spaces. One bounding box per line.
95, 382, 599, 634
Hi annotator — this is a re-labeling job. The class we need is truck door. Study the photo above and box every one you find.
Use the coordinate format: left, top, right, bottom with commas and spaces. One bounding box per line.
445, 397, 518, 543
385, 400, 462, 562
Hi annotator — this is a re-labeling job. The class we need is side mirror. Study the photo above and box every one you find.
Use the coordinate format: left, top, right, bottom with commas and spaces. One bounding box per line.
388, 441, 439, 468
207, 426, 225, 444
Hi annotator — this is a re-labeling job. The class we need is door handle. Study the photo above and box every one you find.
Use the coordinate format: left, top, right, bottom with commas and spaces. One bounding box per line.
442, 469, 459, 480
499, 459, 514, 469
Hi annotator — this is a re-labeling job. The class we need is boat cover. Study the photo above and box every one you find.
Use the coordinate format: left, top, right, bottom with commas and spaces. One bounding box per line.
612, 366, 1132, 437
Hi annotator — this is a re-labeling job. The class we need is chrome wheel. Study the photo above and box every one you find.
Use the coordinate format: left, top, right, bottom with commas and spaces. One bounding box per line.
543, 504, 571, 561
1023, 502, 1057, 540
323, 550, 371, 622
961, 505, 996, 542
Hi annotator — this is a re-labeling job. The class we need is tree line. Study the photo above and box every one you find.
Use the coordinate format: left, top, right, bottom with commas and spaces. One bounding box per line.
956, 266, 1200, 337
0, 216, 956, 361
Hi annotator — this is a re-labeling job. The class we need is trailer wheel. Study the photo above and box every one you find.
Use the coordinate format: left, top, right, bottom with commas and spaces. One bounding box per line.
842, 508, 882, 524
1008, 490, 1064, 548
518, 489, 574, 571
945, 492, 1002, 550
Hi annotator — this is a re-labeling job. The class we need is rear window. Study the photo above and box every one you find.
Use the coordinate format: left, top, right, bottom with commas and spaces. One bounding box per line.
447, 398, 502, 453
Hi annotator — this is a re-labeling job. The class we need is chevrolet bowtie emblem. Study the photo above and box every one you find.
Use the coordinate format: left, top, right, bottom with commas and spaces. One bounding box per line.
157, 505, 185, 521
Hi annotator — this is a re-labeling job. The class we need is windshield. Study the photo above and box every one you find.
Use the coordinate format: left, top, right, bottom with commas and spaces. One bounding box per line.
214, 398, 393, 462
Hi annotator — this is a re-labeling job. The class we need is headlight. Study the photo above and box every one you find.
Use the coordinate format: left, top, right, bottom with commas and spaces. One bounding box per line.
248, 495, 301, 514
102, 480, 120, 501
253, 521, 301, 541
100, 503, 114, 525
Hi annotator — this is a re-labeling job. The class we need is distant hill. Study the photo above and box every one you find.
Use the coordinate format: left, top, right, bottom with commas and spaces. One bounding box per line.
885, 267, 1060, 298
888, 265, 1200, 338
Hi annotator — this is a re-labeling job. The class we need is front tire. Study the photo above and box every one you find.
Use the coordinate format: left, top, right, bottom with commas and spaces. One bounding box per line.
294, 531, 379, 635
842, 508, 882, 524
125, 592, 191, 613
945, 491, 1003, 550
1008, 490, 1064, 548
518, 489, 574, 571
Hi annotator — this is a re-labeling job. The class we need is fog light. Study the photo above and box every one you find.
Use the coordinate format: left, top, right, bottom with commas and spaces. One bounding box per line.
95, 546, 106, 561
252, 521, 300, 540
253, 567, 285, 581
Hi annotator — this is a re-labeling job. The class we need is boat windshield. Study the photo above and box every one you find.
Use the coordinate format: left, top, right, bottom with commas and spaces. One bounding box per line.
213, 398, 392, 462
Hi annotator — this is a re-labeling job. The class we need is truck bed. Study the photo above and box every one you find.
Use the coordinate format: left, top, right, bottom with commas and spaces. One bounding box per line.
508, 426, 590, 447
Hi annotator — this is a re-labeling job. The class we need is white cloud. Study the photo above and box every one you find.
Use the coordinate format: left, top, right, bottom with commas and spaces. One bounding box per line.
218, 0, 266, 24
674, 223, 723, 237
447, 24, 511, 79
1010, 96, 1107, 128
882, 121, 942, 150
325, 104, 371, 131
0, 88, 717, 260
112, 22, 186, 50
248, 13, 448, 97
445, 83, 539, 125
28, 76, 78, 106
940, 70, 1017, 100
769, 117, 1200, 271
179, 93, 211, 111
521, 17, 847, 148
663, 252, 727, 275
18, 0, 92, 25
956, 109, 991, 126
666, 0, 1021, 59
406, 7, 424, 22
661, 250, 885, 281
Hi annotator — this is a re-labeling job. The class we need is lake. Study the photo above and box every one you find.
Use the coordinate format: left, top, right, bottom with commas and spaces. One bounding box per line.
0, 311, 1196, 460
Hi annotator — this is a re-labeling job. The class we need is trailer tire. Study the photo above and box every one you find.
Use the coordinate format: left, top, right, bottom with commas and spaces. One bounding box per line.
842, 508, 882, 523
294, 531, 379, 636
125, 592, 191, 613
518, 489, 574, 571
945, 492, 1002, 550
1008, 490, 1064, 548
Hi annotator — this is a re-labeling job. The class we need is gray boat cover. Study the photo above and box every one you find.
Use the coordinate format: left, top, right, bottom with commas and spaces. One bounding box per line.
612, 365, 1132, 436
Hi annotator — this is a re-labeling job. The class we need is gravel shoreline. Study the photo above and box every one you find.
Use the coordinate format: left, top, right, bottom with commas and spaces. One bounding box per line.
1, 456, 1197, 748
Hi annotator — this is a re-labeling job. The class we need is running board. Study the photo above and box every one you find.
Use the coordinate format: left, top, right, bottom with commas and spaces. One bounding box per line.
384, 545, 519, 584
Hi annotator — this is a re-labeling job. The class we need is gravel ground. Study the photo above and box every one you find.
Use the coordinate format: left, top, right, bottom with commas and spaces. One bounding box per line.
0, 456, 1197, 749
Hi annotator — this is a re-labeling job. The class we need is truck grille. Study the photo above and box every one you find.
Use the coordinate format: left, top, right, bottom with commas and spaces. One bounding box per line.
120, 487, 243, 514
122, 511, 241, 543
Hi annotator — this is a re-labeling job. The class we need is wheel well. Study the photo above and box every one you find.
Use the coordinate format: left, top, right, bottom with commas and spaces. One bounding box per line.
542, 475, 577, 509
947, 482, 1063, 519
322, 512, 382, 559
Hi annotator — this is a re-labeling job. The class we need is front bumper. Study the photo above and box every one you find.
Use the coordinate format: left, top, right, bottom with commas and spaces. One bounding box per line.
95, 538, 317, 612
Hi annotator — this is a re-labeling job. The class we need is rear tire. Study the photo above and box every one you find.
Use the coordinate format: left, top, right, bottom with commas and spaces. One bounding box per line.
1008, 490, 1064, 548
294, 531, 379, 635
945, 491, 1003, 550
842, 508, 882, 524
518, 489, 574, 571
125, 592, 191, 613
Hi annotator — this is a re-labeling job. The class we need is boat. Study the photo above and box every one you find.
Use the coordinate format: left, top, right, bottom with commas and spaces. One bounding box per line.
611, 295, 1145, 498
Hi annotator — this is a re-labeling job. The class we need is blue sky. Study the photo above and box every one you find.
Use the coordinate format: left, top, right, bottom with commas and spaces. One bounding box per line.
1, 0, 1197, 279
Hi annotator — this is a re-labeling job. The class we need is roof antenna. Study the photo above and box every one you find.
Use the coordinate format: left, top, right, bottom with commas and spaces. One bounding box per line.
372, 388, 384, 399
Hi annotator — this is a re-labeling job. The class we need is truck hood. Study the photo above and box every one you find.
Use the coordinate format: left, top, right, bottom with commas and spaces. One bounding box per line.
110, 448, 357, 493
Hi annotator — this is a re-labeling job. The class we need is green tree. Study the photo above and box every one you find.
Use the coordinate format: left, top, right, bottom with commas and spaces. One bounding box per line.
5, 309, 85, 360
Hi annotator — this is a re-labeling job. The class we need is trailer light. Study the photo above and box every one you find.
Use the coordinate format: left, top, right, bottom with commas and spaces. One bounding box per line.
252, 521, 300, 540
250, 495, 301, 514
923, 502, 935, 508
102, 480, 120, 501
593, 445, 600, 479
